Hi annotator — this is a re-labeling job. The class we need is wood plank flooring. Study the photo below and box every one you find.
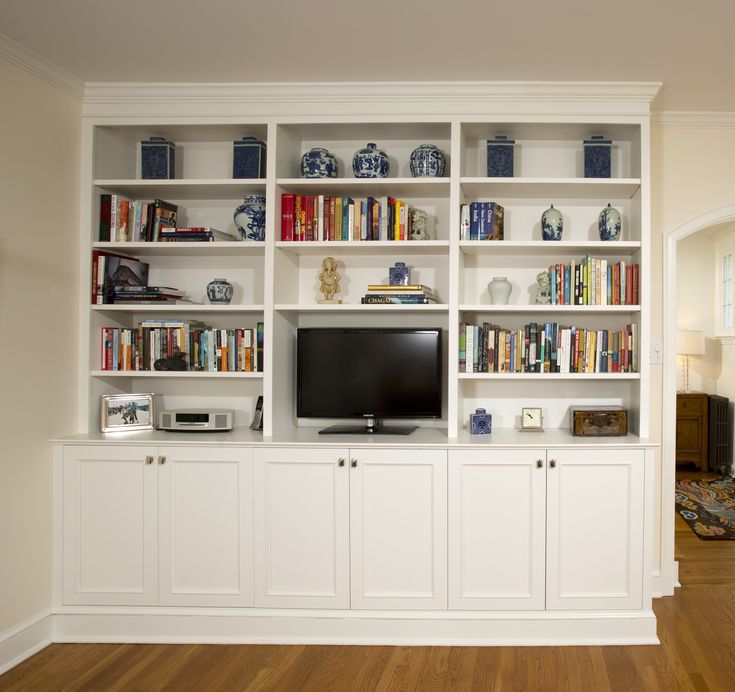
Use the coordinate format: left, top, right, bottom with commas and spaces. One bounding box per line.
3, 474, 735, 691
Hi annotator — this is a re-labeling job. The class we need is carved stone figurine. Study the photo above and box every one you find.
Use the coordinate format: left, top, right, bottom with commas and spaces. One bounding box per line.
409, 208, 430, 240
318, 256, 342, 303
535, 271, 551, 304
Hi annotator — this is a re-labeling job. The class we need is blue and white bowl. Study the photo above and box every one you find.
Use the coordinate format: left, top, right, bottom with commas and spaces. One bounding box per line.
598, 203, 622, 241
207, 278, 234, 304
541, 204, 563, 241
352, 143, 390, 178
234, 195, 266, 241
409, 144, 445, 177
300, 147, 338, 178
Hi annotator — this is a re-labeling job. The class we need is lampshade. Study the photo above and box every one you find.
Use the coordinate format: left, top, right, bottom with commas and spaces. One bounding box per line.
677, 329, 705, 356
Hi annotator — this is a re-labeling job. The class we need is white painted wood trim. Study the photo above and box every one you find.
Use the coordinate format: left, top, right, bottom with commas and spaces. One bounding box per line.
50, 610, 658, 646
0, 611, 52, 675
661, 203, 735, 596
654, 112, 735, 128
0, 31, 83, 98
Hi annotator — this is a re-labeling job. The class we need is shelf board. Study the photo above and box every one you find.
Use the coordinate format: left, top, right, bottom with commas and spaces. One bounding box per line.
276, 177, 450, 198
275, 240, 449, 256
458, 372, 640, 380
93, 241, 264, 256
91, 304, 264, 313
459, 304, 640, 313
93, 179, 266, 199
91, 370, 263, 379
460, 240, 641, 256
275, 303, 449, 313
460, 177, 641, 199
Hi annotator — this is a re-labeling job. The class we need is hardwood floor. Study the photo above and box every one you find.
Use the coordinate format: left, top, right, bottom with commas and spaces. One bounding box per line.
3, 474, 735, 692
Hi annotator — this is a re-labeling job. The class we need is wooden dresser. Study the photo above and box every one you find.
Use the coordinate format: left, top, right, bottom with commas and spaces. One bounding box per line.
676, 392, 709, 471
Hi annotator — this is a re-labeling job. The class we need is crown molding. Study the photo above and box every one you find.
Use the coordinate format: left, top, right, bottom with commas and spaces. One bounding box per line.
653, 111, 735, 128
0, 32, 83, 99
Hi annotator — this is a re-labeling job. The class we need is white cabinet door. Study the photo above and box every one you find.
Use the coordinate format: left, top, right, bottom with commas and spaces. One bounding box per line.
63, 445, 157, 605
448, 449, 546, 610
546, 447, 644, 611
158, 446, 254, 607
350, 448, 447, 610
253, 447, 350, 608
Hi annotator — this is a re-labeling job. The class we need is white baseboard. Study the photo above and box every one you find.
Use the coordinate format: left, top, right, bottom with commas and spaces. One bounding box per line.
52, 611, 659, 647
0, 611, 52, 676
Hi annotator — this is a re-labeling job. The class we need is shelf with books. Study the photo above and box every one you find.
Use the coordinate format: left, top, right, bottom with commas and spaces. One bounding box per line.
457, 372, 640, 380
91, 370, 264, 379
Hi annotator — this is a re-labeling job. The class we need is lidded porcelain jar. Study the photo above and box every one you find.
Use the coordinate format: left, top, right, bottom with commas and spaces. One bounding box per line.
207, 278, 234, 304
598, 203, 622, 241
409, 144, 445, 177
541, 204, 563, 241
234, 195, 266, 241
352, 143, 390, 178
487, 276, 512, 305
300, 147, 338, 178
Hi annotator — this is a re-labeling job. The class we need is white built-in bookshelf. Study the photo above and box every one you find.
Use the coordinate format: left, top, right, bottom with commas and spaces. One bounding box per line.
81, 86, 655, 440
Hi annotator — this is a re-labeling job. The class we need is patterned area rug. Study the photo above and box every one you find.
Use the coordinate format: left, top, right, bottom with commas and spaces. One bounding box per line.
675, 479, 735, 539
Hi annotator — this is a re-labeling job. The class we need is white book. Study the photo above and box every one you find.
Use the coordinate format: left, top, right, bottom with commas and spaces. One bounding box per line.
317, 195, 325, 241
379, 196, 388, 240
460, 204, 470, 240
465, 324, 474, 373
348, 203, 354, 242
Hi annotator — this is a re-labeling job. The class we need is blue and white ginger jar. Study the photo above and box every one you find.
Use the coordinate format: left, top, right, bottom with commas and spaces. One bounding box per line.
352, 143, 390, 178
409, 144, 445, 177
598, 203, 622, 241
234, 195, 266, 241
207, 278, 234, 305
300, 147, 338, 178
541, 204, 563, 241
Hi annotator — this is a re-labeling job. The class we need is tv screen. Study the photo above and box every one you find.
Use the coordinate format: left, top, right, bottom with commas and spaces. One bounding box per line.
297, 328, 442, 434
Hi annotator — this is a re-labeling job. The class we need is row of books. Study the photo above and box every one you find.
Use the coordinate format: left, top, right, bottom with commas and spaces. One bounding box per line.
99, 195, 178, 242
459, 321, 638, 374
361, 284, 437, 304
281, 194, 420, 242
459, 202, 505, 240
101, 320, 264, 372
542, 258, 639, 306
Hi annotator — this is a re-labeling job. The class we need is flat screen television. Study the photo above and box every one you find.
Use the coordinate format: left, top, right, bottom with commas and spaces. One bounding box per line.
297, 327, 442, 434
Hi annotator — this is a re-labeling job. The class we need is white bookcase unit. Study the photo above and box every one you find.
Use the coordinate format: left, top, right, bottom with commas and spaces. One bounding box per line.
61, 82, 660, 646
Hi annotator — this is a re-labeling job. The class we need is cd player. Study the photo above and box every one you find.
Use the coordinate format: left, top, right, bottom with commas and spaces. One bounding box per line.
158, 408, 234, 432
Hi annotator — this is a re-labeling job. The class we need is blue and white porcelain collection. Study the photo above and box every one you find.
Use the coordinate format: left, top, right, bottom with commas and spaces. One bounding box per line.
541, 204, 563, 240
234, 195, 266, 241
409, 144, 445, 177
598, 203, 622, 241
300, 147, 338, 178
206, 278, 234, 305
352, 143, 390, 178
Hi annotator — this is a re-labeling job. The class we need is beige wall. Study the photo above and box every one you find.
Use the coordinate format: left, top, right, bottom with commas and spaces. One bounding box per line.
0, 58, 80, 632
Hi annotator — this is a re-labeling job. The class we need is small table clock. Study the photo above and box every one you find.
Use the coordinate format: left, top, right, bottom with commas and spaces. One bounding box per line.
520, 407, 544, 432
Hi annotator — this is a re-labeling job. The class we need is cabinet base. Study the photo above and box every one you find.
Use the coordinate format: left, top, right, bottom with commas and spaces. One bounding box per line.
51, 610, 659, 647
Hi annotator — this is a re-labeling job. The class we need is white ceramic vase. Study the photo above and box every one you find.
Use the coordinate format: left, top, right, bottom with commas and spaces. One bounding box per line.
487, 276, 512, 305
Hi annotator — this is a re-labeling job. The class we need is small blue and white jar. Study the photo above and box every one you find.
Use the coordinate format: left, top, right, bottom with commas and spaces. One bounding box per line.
470, 408, 492, 435
486, 135, 515, 177
409, 144, 445, 177
233, 136, 267, 179
141, 136, 175, 179
541, 204, 563, 241
234, 195, 266, 241
300, 147, 338, 178
206, 278, 234, 305
389, 262, 410, 286
352, 143, 390, 178
598, 203, 622, 241
584, 135, 612, 178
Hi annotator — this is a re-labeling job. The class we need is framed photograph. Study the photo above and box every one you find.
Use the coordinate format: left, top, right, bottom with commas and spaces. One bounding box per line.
101, 393, 156, 432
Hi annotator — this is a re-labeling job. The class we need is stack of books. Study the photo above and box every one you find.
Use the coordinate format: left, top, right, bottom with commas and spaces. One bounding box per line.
361, 284, 436, 305
100, 196, 178, 242
158, 227, 233, 242
110, 286, 192, 305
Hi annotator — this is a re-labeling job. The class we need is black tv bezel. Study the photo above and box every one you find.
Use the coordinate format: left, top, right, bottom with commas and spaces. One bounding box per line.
296, 327, 443, 432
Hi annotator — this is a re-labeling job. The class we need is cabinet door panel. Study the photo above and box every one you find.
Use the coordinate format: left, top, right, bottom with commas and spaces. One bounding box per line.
63, 445, 157, 605
350, 448, 447, 610
158, 446, 253, 607
546, 447, 644, 610
448, 449, 545, 610
254, 448, 349, 608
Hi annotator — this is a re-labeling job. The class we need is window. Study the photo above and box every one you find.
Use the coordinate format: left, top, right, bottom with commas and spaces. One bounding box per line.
716, 233, 735, 337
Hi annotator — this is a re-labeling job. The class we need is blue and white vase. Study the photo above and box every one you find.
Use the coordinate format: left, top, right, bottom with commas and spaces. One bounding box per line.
598, 203, 622, 241
389, 262, 410, 286
584, 135, 612, 178
541, 204, 563, 241
352, 143, 390, 178
300, 147, 338, 178
206, 278, 234, 305
409, 144, 445, 177
234, 195, 266, 241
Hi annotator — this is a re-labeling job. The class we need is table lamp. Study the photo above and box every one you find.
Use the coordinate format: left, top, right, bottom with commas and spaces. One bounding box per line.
677, 329, 705, 392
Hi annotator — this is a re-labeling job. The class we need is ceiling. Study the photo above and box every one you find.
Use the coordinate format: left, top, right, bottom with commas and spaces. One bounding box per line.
0, 0, 732, 112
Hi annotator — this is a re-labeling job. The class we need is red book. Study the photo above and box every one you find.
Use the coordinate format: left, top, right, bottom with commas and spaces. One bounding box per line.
626, 265, 633, 305
328, 196, 336, 241
293, 195, 302, 241
281, 193, 295, 241
633, 264, 639, 305
305, 195, 315, 242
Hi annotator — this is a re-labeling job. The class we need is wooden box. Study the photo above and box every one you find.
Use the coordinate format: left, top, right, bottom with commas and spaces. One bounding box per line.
571, 406, 628, 437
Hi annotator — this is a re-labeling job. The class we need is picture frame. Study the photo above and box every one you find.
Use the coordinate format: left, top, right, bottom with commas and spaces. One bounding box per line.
100, 393, 156, 432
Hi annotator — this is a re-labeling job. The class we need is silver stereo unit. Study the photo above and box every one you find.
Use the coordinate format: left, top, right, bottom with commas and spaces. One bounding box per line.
158, 408, 234, 432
